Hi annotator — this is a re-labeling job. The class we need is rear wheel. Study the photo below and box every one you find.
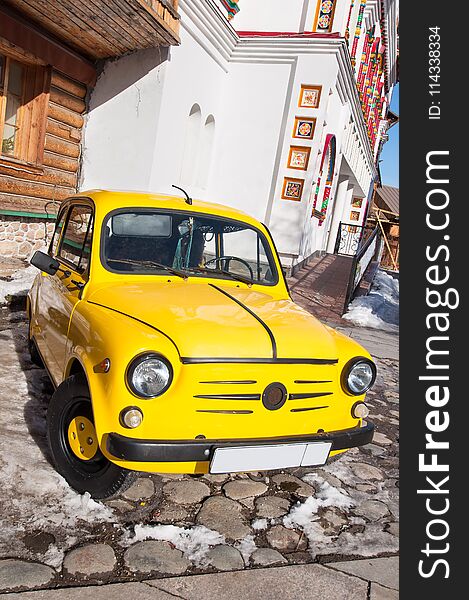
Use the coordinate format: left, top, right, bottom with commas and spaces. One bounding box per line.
47, 373, 136, 499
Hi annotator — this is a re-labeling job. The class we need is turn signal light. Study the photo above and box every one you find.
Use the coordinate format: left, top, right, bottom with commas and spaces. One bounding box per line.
352, 402, 369, 419
121, 407, 143, 429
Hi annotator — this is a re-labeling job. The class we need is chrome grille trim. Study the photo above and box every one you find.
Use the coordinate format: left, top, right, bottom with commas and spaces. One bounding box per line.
196, 409, 253, 415
290, 406, 329, 413
289, 392, 333, 400
194, 394, 261, 400
294, 380, 333, 384
198, 380, 257, 385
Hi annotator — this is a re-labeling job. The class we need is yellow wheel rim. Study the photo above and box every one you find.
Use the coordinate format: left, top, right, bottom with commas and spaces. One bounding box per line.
67, 416, 99, 461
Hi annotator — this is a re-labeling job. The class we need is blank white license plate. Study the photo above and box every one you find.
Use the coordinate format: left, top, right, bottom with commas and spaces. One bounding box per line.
209, 442, 332, 474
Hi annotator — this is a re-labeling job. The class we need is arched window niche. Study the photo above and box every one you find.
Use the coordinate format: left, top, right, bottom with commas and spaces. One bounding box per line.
180, 103, 202, 186
196, 114, 215, 189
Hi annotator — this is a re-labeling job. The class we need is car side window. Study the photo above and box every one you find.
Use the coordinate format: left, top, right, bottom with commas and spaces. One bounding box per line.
222, 228, 272, 283
50, 209, 68, 257
58, 205, 93, 274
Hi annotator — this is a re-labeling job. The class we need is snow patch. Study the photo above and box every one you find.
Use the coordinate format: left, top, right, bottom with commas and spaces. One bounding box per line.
235, 534, 257, 564
42, 544, 65, 570
301, 473, 355, 510
334, 524, 399, 556
283, 475, 354, 547
344, 270, 399, 331
0, 265, 38, 304
122, 524, 224, 567
252, 518, 268, 531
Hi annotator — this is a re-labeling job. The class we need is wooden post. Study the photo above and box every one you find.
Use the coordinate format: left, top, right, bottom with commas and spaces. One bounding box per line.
376, 212, 398, 271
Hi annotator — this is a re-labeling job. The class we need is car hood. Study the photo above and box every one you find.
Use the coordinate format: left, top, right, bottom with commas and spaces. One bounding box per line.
87, 281, 339, 360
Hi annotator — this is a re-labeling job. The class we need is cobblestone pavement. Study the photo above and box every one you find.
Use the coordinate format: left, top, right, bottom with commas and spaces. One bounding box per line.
0, 300, 398, 594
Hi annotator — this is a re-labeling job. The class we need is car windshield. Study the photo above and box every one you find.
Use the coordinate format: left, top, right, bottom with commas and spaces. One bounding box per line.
101, 209, 278, 285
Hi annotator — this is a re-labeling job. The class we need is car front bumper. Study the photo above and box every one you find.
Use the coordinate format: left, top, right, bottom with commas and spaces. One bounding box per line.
105, 421, 374, 463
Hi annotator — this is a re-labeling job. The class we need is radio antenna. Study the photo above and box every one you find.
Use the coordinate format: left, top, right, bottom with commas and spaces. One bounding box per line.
172, 185, 192, 205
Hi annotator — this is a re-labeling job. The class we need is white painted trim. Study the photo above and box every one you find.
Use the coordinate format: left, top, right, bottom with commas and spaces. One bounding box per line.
263, 58, 299, 225
364, 0, 380, 30
382, 0, 399, 86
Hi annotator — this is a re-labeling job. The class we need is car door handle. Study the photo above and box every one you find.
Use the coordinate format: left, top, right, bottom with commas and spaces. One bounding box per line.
71, 280, 85, 290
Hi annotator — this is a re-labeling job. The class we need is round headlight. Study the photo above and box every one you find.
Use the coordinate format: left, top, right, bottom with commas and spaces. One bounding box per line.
342, 358, 376, 396
127, 354, 172, 398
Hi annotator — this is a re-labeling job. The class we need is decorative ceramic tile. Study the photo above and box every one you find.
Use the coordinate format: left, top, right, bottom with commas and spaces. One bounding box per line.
287, 146, 311, 171
282, 177, 304, 201
293, 117, 316, 140
298, 85, 322, 108
314, 0, 337, 33
352, 197, 363, 208
350, 210, 361, 221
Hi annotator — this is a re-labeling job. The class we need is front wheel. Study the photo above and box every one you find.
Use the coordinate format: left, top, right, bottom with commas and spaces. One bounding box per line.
47, 373, 136, 499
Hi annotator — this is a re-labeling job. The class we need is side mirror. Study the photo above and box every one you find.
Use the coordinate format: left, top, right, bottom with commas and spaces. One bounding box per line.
30, 251, 60, 276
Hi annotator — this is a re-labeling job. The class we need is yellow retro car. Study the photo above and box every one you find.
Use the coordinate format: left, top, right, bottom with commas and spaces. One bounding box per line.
28, 190, 375, 499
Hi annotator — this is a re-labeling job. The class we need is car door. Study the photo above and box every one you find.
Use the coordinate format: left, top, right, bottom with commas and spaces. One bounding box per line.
37, 202, 94, 386
33, 206, 68, 373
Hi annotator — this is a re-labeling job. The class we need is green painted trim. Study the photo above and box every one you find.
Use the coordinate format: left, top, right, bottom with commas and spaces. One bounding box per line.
0, 210, 57, 220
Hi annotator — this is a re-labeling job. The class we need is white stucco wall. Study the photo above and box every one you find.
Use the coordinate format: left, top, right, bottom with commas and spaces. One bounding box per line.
208, 60, 292, 224
230, 0, 308, 32
148, 26, 228, 197
81, 48, 167, 191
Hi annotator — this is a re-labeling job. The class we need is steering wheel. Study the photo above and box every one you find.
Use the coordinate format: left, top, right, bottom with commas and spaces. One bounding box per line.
205, 256, 254, 280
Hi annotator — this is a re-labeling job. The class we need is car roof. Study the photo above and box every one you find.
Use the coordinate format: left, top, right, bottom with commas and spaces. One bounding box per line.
67, 190, 261, 227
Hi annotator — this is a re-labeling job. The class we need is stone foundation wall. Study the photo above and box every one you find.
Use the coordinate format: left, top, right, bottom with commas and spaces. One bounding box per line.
0, 216, 55, 259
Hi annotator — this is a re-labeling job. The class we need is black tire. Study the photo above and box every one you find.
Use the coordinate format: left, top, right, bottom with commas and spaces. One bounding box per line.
28, 336, 43, 367
27, 311, 43, 367
46, 373, 137, 499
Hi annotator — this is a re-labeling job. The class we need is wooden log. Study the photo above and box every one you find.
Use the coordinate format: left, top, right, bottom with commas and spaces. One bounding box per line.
0, 193, 55, 214
48, 102, 84, 129
46, 119, 82, 143
0, 176, 74, 202
49, 86, 86, 114
45, 135, 80, 159
51, 71, 87, 99
0, 162, 77, 188
43, 151, 78, 173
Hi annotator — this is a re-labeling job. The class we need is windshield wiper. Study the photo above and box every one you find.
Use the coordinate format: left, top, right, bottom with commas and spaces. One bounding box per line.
187, 267, 253, 286
107, 258, 188, 279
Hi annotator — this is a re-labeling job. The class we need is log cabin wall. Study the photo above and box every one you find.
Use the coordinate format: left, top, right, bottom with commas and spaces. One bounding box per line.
0, 68, 86, 258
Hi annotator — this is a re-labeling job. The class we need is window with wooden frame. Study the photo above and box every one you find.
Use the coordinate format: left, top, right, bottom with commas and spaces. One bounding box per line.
0, 49, 50, 166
